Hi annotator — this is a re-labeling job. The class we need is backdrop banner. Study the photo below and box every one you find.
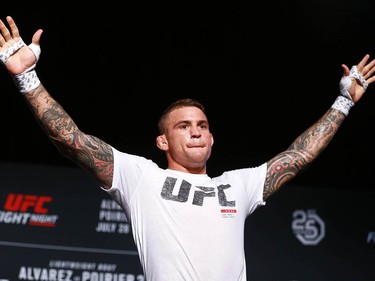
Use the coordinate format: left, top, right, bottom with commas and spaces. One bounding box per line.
0, 162, 144, 281
0, 162, 374, 281
245, 183, 375, 281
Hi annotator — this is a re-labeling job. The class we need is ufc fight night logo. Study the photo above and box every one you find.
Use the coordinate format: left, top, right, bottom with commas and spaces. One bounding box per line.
291, 209, 325, 245
0, 193, 58, 227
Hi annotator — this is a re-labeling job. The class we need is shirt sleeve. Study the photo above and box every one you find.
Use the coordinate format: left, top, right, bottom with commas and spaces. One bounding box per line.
101, 146, 155, 219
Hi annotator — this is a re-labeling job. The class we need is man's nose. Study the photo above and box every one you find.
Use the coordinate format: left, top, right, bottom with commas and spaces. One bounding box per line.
190, 126, 201, 137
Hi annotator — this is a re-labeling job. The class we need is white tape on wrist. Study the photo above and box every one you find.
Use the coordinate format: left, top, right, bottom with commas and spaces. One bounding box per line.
13, 70, 40, 94
0, 38, 42, 94
331, 95, 354, 116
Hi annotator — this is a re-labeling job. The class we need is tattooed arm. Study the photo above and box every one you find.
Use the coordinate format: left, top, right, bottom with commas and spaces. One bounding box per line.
23, 84, 114, 189
264, 109, 343, 200
263, 54, 375, 200
0, 16, 114, 189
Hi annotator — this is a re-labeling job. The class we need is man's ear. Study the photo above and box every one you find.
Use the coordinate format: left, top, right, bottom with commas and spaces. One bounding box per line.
156, 135, 168, 151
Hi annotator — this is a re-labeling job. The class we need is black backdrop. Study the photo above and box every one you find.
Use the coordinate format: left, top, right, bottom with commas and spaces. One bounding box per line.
1, 0, 375, 190
1, 1, 375, 280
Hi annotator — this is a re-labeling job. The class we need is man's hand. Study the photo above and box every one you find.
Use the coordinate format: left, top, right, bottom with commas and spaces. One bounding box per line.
341, 54, 375, 103
0, 16, 43, 75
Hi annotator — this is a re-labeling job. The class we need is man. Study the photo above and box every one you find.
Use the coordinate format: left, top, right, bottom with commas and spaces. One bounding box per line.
1, 16, 374, 280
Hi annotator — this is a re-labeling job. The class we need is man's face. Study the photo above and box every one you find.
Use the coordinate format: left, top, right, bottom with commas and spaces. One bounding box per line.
158, 106, 214, 173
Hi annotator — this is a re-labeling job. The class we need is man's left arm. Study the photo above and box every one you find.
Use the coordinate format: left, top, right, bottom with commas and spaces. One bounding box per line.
263, 54, 375, 200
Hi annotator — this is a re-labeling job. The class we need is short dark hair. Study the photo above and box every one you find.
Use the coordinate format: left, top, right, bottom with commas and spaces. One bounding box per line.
157, 98, 206, 134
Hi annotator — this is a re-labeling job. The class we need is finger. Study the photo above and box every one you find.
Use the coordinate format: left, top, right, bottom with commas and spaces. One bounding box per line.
364, 75, 375, 86
362, 58, 375, 78
0, 18, 12, 42
29, 29, 43, 61
0, 35, 5, 46
356, 54, 370, 70
341, 64, 350, 76
32, 29, 43, 45
6, 16, 20, 40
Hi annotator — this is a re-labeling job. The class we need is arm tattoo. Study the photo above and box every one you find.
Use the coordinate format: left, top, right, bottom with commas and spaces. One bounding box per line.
25, 86, 114, 188
263, 108, 345, 200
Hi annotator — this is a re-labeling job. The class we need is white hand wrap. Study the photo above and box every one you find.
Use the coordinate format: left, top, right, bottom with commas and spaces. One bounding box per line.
13, 70, 40, 93
339, 65, 368, 99
331, 95, 355, 116
0, 38, 41, 94
332, 65, 367, 116
0, 38, 25, 64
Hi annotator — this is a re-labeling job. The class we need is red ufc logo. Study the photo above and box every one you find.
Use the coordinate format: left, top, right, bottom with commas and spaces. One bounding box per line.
4, 193, 52, 214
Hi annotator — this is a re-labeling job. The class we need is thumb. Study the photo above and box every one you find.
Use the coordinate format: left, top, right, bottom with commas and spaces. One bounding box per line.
341, 63, 350, 76
32, 29, 43, 45
28, 29, 43, 62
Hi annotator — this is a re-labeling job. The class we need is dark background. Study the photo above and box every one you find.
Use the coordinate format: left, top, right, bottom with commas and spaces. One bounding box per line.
1, 0, 375, 191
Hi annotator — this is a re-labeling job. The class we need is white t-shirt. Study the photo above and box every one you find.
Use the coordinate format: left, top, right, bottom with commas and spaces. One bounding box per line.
104, 147, 267, 281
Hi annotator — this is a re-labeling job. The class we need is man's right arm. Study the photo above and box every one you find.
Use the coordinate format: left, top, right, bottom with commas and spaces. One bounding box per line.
0, 16, 114, 189
23, 83, 114, 189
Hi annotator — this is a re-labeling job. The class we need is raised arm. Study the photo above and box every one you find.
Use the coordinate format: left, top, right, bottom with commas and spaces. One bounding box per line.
0, 16, 114, 189
263, 54, 375, 200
